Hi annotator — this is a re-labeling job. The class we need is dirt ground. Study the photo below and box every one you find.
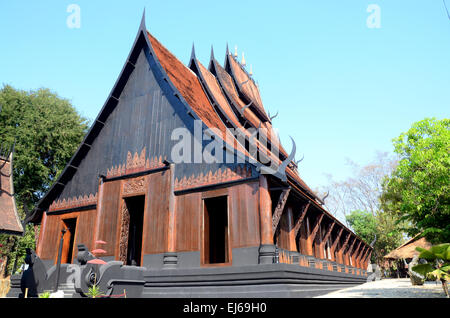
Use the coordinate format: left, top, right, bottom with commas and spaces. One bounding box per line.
0, 277, 11, 298
315, 278, 447, 298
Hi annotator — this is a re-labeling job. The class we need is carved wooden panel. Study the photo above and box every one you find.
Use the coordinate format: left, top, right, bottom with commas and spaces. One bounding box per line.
122, 176, 147, 196
118, 202, 130, 264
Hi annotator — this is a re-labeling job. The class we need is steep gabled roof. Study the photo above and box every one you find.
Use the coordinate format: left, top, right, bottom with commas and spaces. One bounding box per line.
147, 33, 230, 140
147, 33, 252, 160
190, 50, 242, 130
225, 50, 269, 122
0, 149, 24, 235
210, 55, 262, 129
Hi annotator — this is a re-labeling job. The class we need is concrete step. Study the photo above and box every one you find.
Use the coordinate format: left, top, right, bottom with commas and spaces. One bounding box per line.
57, 283, 76, 298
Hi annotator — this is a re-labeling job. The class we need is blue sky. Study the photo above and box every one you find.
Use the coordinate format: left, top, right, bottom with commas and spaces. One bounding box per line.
1, 1, 449, 191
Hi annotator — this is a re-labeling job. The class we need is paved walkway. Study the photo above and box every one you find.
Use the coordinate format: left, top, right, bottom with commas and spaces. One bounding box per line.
315, 278, 447, 298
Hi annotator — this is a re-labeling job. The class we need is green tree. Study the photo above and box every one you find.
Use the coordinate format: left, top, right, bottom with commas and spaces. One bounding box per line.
346, 210, 405, 264
0, 85, 88, 275
346, 210, 377, 244
381, 118, 450, 244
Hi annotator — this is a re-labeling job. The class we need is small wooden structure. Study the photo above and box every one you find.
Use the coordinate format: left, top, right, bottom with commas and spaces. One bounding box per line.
0, 145, 23, 235
20, 13, 372, 297
383, 236, 432, 278
384, 236, 431, 261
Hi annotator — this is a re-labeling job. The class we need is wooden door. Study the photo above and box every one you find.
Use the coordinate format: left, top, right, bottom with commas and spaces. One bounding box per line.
60, 218, 77, 264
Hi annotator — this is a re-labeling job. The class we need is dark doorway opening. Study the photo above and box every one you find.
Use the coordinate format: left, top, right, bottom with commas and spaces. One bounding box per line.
124, 196, 145, 266
61, 218, 77, 264
203, 196, 229, 264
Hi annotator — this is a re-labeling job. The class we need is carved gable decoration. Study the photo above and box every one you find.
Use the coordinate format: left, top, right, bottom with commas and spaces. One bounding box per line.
49, 193, 98, 212
107, 147, 165, 178
174, 165, 252, 191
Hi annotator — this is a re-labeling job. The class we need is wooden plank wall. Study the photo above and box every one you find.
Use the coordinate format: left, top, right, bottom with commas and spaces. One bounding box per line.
175, 192, 202, 252
94, 180, 121, 257
174, 181, 260, 253
228, 182, 260, 249
143, 171, 170, 254
276, 206, 296, 251
37, 209, 96, 263
39, 174, 261, 264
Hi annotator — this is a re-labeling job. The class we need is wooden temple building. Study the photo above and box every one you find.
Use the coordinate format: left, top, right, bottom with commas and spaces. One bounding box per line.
10, 13, 372, 297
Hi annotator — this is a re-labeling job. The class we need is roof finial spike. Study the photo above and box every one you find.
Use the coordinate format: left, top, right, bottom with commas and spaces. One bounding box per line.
188, 42, 197, 69
241, 52, 246, 67
140, 8, 146, 30
249, 64, 253, 76
225, 43, 229, 56
210, 45, 215, 60
190, 42, 196, 60
234, 45, 238, 58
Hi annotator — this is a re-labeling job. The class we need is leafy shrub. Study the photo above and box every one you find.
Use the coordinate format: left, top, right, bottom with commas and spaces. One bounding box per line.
412, 243, 450, 297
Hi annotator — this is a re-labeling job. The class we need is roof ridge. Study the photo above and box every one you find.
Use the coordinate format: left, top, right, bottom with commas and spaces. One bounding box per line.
147, 31, 200, 79
228, 51, 257, 86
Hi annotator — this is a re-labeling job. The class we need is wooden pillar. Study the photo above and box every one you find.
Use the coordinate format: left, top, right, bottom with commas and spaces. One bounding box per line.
315, 224, 324, 259
164, 163, 177, 267
345, 237, 357, 266
363, 248, 373, 269
259, 175, 273, 245
320, 222, 335, 260
351, 242, 360, 267
351, 241, 362, 267
258, 175, 275, 264
361, 246, 371, 269
356, 245, 367, 269
304, 217, 313, 256
354, 245, 363, 268
336, 232, 350, 265
293, 201, 310, 253
307, 214, 324, 257
278, 206, 297, 251
329, 227, 343, 262
359, 247, 369, 269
